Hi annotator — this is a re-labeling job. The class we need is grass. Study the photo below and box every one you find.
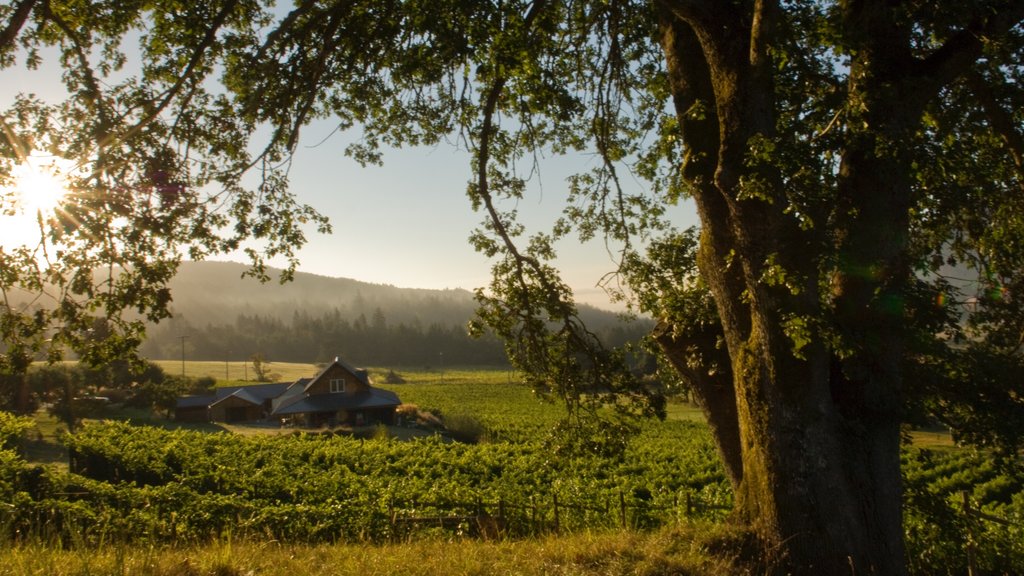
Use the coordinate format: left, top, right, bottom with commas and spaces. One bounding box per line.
149, 360, 321, 384
19, 410, 69, 470
0, 525, 739, 576
906, 428, 957, 450
147, 361, 516, 388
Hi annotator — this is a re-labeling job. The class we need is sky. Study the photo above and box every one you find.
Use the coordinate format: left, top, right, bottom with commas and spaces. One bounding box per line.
0, 47, 700, 311
266, 124, 699, 308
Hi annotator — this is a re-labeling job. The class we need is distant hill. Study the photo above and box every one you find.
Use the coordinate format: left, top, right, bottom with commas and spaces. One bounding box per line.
140, 261, 653, 366
160, 261, 482, 328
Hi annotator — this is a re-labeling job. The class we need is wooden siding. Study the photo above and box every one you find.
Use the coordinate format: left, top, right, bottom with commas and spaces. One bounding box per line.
174, 405, 209, 422
304, 363, 370, 396
209, 395, 264, 422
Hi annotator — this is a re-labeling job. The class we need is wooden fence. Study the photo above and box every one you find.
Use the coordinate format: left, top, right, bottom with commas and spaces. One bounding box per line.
961, 491, 1018, 576
388, 489, 731, 540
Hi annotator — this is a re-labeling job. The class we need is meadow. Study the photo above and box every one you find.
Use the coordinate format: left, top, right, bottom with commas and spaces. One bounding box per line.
1, 365, 1022, 575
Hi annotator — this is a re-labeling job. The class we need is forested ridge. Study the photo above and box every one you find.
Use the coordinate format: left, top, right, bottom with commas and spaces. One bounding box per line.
139, 261, 650, 366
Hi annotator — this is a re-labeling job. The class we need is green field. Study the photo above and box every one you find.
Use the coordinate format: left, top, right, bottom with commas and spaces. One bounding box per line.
2, 367, 1020, 575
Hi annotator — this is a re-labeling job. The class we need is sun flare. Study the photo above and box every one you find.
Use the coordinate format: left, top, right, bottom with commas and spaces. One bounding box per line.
1, 151, 76, 248
8, 152, 73, 214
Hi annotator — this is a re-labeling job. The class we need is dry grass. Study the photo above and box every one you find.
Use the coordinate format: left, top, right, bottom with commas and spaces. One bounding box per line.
906, 429, 957, 450
0, 526, 740, 576
149, 360, 321, 384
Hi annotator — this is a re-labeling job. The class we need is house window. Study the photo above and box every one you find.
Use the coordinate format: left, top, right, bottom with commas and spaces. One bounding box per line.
330, 378, 346, 393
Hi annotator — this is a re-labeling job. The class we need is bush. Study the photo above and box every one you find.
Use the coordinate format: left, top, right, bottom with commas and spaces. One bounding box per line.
384, 370, 406, 384
444, 414, 487, 444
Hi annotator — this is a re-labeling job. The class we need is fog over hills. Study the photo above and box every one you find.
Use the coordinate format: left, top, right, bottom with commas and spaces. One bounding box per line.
140, 261, 651, 365
163, 261, 481, 328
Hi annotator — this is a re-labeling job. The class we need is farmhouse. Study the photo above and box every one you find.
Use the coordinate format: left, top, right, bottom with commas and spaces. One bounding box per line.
175, 382, 289, 423
174, 357, 400, 426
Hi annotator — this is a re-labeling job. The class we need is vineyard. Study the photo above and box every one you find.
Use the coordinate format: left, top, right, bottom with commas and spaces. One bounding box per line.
1, 370, 1023, 574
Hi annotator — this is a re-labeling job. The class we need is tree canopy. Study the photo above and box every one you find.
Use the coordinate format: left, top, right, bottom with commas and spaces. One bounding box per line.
0, 0, 329, 399
2, 1, 1023, 573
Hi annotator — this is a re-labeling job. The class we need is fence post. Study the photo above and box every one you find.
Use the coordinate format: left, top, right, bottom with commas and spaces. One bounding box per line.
553, 493, 560, 533
619, 490, 627, 529
686, 492, 693, 516
530, 495, 537, 534
962, 491, 977, 576
388, 497, 395, 539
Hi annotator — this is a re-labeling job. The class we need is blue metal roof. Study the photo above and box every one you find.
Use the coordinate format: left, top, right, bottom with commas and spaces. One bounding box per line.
176, 395, 215, 409
271, 388, 400, 416
214, 382, 289, 401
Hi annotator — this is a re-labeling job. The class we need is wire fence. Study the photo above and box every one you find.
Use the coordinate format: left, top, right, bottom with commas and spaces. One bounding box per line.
388, 489, 732, 540
960, 490, 1019, 576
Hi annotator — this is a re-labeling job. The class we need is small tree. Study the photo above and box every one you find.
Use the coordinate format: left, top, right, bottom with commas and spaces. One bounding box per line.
125, 377, 187, 418
249, 353, 278, 383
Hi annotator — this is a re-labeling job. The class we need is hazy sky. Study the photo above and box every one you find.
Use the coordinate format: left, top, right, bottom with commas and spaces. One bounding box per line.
267, 123, 699, 308
1, 49, 699, 310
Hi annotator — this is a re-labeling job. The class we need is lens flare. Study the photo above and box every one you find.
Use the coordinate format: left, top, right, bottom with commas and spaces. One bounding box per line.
1, 151, 74, 248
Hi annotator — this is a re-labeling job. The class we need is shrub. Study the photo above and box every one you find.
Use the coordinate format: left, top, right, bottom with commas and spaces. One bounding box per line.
444, 414, 487, 444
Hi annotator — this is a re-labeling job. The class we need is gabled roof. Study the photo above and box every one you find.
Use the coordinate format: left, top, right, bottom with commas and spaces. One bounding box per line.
271, 379, 311, 413
176, 394, 215, 409
175, 382, 289, 410
174, 356, 398, 419
209, 387, 265, 407
214, 382, 289, 401
271, 388, 401, 416
303, 357, 370, 393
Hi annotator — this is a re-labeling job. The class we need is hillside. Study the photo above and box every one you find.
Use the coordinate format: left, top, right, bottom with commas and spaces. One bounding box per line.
162, 261, 483, 328
140, 261, 652, 366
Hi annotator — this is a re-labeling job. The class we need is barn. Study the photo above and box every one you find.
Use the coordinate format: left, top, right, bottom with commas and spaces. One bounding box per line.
173, 358, 400, 427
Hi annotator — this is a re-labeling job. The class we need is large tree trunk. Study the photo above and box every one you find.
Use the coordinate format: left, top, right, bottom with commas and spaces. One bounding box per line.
656, 3, 910, 573
655, 0, 1020, 571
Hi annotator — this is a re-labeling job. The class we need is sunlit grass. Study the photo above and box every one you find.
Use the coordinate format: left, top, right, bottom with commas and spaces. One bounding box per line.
0, 526, 737, 576
149, 360, 320, 384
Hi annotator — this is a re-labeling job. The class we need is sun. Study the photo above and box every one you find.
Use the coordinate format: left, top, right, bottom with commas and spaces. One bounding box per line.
1, 151, 75, 248
9, 151, 73, 214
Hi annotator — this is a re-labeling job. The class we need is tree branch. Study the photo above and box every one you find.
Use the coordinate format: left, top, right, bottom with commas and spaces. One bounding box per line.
117, 0, 240, 148
0, 0, 36, 54
964, 69, 1024, 181
913, 1, 1024, 99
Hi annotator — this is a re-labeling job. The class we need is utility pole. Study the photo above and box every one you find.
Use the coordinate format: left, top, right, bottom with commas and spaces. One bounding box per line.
179, 335, 188, 377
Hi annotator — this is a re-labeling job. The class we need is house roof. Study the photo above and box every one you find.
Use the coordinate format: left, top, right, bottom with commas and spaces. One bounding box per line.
174, 357, 399, 419
303, 357, 370, 393
271, 388, 401, 416
214, 382, 289, 401
176, 395, 215, 409
209, 387, 266, 407
175, 382, 289, 410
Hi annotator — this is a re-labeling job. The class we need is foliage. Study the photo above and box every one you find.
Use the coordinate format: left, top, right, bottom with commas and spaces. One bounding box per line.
441, 413, 488, 444
123, 376, 187, 416
4, 360, 168, 427
0, 411, 33, 451
3, 1, 1024, 571
383, 369, 406, 384
0, 374, 1021, 573
0, 0, 330, 408
903, 448, 1024, 575
248, 352, 276, 383
20, 417, 723, 543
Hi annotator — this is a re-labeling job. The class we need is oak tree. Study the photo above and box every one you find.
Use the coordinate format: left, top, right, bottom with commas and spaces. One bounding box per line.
3, 1, 1023, 574
0, 0, 329, 409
